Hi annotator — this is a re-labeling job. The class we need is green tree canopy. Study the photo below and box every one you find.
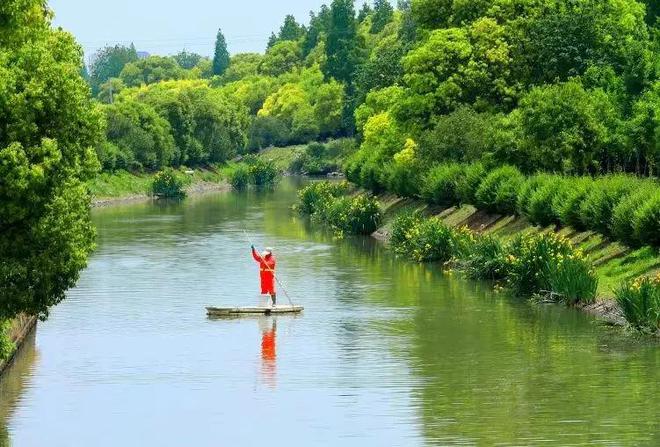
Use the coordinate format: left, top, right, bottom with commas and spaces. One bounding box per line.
173, 50, 204, 69
259, 41, 302, 77
325, 0, 359, 84
371, 0, 395, 33
89, 43, 138, 94
119, 56, 187, 87
0, 0, 102, 319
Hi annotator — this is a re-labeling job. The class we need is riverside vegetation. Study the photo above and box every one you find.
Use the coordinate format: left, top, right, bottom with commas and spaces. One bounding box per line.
4, 0, 660, 358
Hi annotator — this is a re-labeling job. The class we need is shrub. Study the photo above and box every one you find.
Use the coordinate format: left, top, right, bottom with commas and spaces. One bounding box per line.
504, 232, 574, 296
385, 160, 422, 198
247, 158, 279, 187
633, 192, 660, 247
390, 211, 424, 256
229, 165, 250, 190
517, 174, 553, 217
554, 177, 593, 230
421, 163, 464, 206
398, 217, 466, 263
296, 181, 349, 215
358, 158, 386, 192
579, 175, 637, 236
152, 168, 186, 198
612, 186, 655, 246
0, 320, 14, 361
549, 255, 598, 305
475, 165, 524, 215
456, 162, 485, 204
526, 176, 565, 227
461, 235, 509, 280
615, 275, 660, 333
318, 193, 382, 235
343, 150, 368, 185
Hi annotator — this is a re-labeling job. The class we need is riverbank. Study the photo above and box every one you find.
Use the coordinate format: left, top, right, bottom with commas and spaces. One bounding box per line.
0, 315, 37, 377
372, 193, 659, 327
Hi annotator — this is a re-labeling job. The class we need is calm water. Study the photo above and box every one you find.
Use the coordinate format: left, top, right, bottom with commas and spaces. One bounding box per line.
2, 178, 660, 446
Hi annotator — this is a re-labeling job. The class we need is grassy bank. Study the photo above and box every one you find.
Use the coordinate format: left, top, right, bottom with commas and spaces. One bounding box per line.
297, 182, 660, 332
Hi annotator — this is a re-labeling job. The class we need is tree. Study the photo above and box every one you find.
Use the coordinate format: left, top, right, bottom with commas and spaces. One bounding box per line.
358, 3, 373, 22
89, 44, 138, 94
325, 0, 359, 85
371, 0, 394, 33
102, 100, 176, 171
259, 41, 302, 76
213, 28, 230, 76
119, 56, 187, 87
278, 15, 305, 41
0, 0, 103, 320
218, 53, 264, 83
411, 0, 452, 29
302, 6, 332, 57
173, 50, 204, 69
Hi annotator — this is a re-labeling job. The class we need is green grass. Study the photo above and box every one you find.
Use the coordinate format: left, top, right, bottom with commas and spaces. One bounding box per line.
256, 145, 306, 172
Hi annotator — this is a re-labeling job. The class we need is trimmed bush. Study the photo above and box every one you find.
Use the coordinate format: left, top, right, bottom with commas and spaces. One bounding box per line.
615, 275, 660, 333
517, 174, 553, 217
229, 165, 250, 190
385, 160, 421, 198
526, 176, 566, 226
421, 163, 464, 206
554, 177, 593, 230
579, 175, 637, 236
456, 162, 485, 204
152, 168, 186, 198
611, 186, 655, 246
475, 165, 524, 215
633, 192, 660, 247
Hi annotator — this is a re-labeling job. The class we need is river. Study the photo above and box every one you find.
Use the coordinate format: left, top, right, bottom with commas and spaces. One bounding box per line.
1, 178, 659, 446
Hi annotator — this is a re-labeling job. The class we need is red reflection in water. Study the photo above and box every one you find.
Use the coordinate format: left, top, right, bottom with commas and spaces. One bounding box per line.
260, 319, 276, 388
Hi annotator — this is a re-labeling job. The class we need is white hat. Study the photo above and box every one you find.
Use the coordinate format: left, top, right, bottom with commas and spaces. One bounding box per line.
262, 247, 273, 256
265, 247, 274, 252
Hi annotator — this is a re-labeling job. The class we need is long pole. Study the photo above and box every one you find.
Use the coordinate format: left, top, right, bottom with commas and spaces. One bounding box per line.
244, 230, 295, 306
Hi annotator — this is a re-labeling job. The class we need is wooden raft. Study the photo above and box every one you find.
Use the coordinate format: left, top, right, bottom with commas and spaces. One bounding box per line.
206, 305, 304, 316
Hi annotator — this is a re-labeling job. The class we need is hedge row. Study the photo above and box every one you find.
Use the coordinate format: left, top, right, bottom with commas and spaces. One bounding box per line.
348, 158, 660, 248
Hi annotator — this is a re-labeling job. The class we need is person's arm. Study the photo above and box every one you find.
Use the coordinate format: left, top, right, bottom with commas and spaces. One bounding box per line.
251, 245, 261, 262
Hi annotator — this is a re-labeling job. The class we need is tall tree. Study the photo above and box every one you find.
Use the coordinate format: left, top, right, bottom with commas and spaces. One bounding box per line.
279, 15, 305, 41
358, 2, 373, 22
302, 6, 332, 57
325, 0, 359, 85
371, 0, 394, 33
1, 0, 103, 320
213, 28, 230, 76
89, 44, 138, 94
173, 50, 203, 69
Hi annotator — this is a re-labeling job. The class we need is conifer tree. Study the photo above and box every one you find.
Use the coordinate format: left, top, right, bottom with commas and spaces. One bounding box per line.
212, 28, 230, 75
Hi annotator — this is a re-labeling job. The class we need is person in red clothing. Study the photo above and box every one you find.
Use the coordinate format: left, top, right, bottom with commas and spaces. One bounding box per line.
251, 245, 277, 306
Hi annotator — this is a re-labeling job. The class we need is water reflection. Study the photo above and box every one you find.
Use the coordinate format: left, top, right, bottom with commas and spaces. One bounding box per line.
0, 328, 37, 447
259, 317, 277, 389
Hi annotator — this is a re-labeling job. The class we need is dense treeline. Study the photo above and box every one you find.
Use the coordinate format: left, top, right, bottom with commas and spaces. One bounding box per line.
0, 1, 101, 327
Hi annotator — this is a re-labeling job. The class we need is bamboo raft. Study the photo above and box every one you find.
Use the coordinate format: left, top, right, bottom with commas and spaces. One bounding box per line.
206, 305, 304, 316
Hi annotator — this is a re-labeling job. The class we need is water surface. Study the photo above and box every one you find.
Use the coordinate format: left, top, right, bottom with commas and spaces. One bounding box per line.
2, 178, 659, 446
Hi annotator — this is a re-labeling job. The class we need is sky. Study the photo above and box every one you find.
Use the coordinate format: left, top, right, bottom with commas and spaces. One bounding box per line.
50, 0, 368, 64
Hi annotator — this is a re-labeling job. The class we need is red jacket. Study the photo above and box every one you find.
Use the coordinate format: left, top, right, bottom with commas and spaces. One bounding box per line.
252, 248, 276, 294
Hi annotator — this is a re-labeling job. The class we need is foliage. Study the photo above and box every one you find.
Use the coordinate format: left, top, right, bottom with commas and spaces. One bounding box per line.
173, 50, 204, 69
371, 0, 395, 33
616, 275, 660, 332
0, 320, 14, 361
119, 56, 187, 87
228, 165, 250, 190
290, 140, 354, 176
633, 192, 660, 247
89, 44, 138, 94
259, 41, 302, 77
0, 2, 101, 320
578, 175, 637, 236
100, 100, 176, 171
244, 156, 279, 187
474, 166, 524, 215
325, 0, 359, 85
213, 28, 230, 76
525, 176, 566, 227
151, 168, 186, 198
391, 216, 468, 263
317, 193, 382, 235
296, 181, 350, 215
611, 186, 656, 246
421, 163, 464, 206
461, 234, 509, 281
549, 255, 598, 305
455, 162, 485, 204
